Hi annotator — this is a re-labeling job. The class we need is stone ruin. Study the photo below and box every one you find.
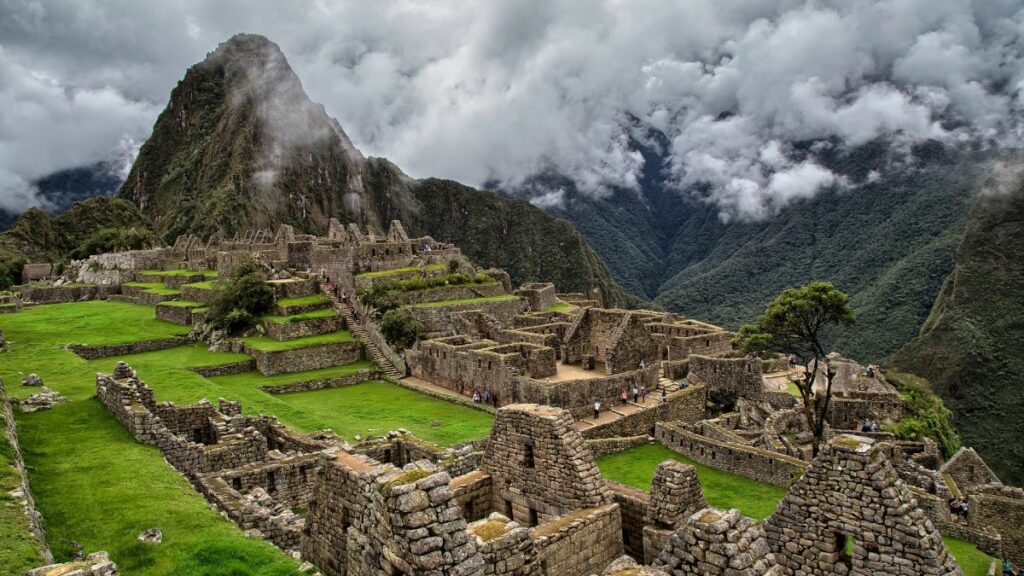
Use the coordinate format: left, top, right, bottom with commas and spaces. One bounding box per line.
764, 434, 962, 576
654, 508, 780, 575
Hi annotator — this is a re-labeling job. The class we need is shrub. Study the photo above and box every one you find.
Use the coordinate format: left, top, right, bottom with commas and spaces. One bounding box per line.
380, 309, 424, 351
67, 227, 159, 260
207, 258, 274, 334
447, 259, 459, 273
883, 370, 961, 458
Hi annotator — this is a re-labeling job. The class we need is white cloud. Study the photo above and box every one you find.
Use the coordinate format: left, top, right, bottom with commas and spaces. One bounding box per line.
0, 0, 1021, 220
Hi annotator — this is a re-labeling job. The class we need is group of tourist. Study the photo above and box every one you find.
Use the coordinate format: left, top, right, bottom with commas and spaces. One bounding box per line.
471, 388, 499, 407
947, 497, 970, 519
619, 385, 649, 405
858, 420, 882, 433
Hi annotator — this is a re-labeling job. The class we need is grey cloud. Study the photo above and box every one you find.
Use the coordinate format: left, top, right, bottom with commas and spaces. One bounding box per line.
0, 0, 1021, 220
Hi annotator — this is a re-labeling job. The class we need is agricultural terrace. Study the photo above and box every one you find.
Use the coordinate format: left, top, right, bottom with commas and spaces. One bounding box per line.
0, 300, 493, 574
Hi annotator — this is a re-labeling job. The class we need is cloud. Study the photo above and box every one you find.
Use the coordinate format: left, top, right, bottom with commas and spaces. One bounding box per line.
0, 0, 1022, 220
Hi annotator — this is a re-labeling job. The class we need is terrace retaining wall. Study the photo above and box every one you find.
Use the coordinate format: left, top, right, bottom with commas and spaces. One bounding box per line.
1, 379, 53, 564
655, 421, 807, 488
156, 304, 199, 325
531, 503, 622, 576
189, 360, 257, 378
262, 314, 345, 341
606, 481, 650, 561
19, 284, 120, 303
258, 370, 385, 394
248, 341, 363, 376
586, 435, 652, 459
68, 336, 190, 360
404, 297, 525, 336
582, 385, 707, 440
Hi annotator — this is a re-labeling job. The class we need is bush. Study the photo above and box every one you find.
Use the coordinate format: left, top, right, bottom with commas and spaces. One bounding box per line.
207, 258, 275, 334
883, 370, 961, 458
380, 309, 424, 351
67, 227, 159, 260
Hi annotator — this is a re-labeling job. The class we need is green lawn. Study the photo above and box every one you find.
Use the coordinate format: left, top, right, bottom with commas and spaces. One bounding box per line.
273, 381, 493, 445
141, 269, 218, 278
262, 308, 339, 323
242, 331, 354, 352
0, 302, 300, 574
542, 300, 574, 313
275, 294, 329, 308
209, 361, 374, 389
405, 295, 520, 309
145, 287, 182, 296
944, 537, 995, 576
598, 444, 994, 575
160, 300, 204, 308
597, 443, 787, 520
123, 282, 164, 289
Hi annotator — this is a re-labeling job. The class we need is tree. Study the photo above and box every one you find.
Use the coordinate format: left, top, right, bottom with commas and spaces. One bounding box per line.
380, 309, 424, 351
734, 281, 855, 457
208, 257, 275, 334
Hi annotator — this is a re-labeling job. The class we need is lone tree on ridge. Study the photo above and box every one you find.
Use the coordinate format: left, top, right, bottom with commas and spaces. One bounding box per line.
733, 281, 855, 457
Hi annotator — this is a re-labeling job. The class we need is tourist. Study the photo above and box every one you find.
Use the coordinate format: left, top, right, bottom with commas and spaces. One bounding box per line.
632, 386, 639, 403
639, 359, 645, 369
620, 389, 629, 405
341, 290, 348, 304
661, 389, 668, 403
960, 499, 969, 517
679, 377, 687, 390
472, 389, 481, 403
593, 400, 601, 420
1002, 559, 1015, 576
482, 389, 491, 404
640, 385, 647, 403
788, 354, 797, 367
491, 390, 499, 407
866, 364, 875, 378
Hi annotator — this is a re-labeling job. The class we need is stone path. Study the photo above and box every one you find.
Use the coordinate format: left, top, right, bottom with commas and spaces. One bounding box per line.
576, 378, 688, 432
314, 281, 405, 379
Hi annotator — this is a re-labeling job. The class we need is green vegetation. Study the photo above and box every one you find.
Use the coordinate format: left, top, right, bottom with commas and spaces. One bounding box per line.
209, 360, 373, 389
356, 263, 447, 278
182, 280, 222, 290
273, 382, 492, 445
0, 409, 46, 573
68, 227, 159, 260
0, 300, 495, 571
358, 272, 494, 311
262, 308, 338, 323
208, 258, 274, 334
543, 300, 574, 313
944, 537, 995, 576
242, 331, 354, 352
597, 444, 786, 520
883, 371, 961, 458
161, 300, 204, 308
380, 309, 424, 351
736, 282, 855, 456
275, 294, 329, 308
406, 295, 520, 309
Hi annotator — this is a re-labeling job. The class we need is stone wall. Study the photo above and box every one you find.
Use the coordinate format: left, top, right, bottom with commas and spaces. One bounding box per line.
586, 436, 652, 459
469, 515, 540, 576
607, 481, 650, 560
655, 422, 807, 488
653, 508, 778, 575
764, 434, 961, 576
21, 263, 52, 283
189, 360, 257, 378
582, 385, 707, 440
380, 282, 507, 307
404, 296, 526, 336
258, 370, 385, 394
970, 485, 1024, 567
514, 283, 556, 312
155, 303, 199, 325
1, 378, 52, 565
249, 341, 363, 376
687, 355, 765, 407
941, 447, 1003, 493
453, 470, 496, 523
482, 405, 612, 525
261, 314, 345, 341
69, 336, 190, 360
19, 284, 121, 303
531, 504, 622, 576
180, 284, 221, 303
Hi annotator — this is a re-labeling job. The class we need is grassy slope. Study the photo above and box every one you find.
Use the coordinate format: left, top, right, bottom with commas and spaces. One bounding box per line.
0, 301, 493, 573
597, 444, 992, 574
0, 302, 300, 575
893, 170, 1024, 484
242, 331, 354, 351
275, 294, 329, 308
262, 308, 338, 323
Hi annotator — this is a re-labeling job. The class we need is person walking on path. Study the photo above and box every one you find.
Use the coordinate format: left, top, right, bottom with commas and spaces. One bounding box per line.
620, 389, 629, 405
632, 386, 639, 403
640, 385, 647, 403
661, 388, 668, 403
593, 400, 601, 420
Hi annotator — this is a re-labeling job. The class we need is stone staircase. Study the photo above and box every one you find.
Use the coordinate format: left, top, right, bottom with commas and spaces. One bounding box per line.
317, 283, 405, 379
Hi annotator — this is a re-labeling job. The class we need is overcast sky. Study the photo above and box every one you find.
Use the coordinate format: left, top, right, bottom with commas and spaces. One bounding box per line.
1, 0, 1022, 219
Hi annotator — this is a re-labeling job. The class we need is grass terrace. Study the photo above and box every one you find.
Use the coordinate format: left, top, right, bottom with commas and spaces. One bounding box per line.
405, 295, 520, 309
242, 331, 355, 352
275, 294, 330, 308
181, 280, 222, 290
161, 300, 204, 308
542, 300, 574, 313
597, 443, 786, 520
141, 269, 218, 278
0, 408, 46, 573
262, 308, 339, 323
122, 282, 164, 290
597, 443, 994, 575
355, 263, 447, 278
